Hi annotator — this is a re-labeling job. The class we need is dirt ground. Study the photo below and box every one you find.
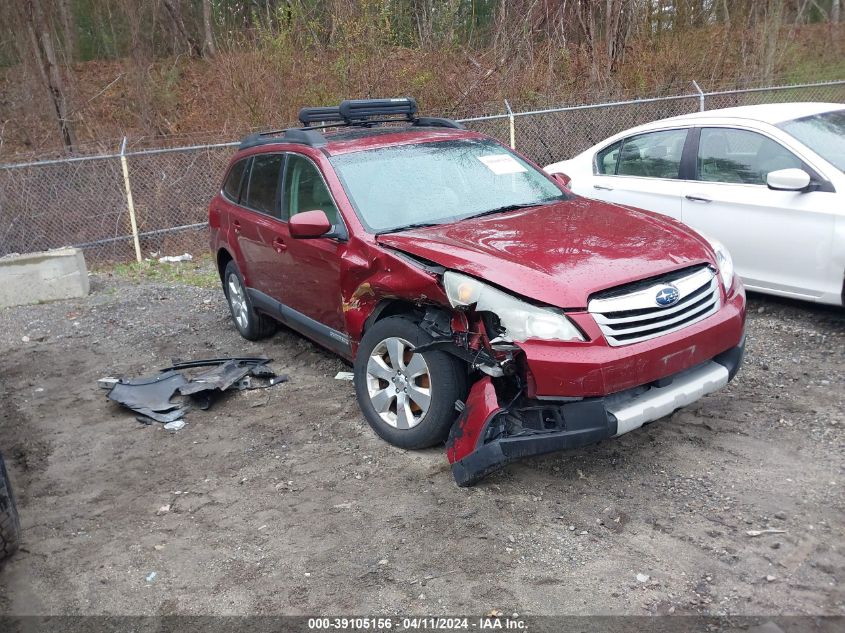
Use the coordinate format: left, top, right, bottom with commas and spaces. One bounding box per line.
0, 266, 842, 616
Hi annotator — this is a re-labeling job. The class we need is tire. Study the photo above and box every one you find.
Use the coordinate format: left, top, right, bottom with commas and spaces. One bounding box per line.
0, 452, 20, 564
354, 316, 467, 449
222, 261, 276, 341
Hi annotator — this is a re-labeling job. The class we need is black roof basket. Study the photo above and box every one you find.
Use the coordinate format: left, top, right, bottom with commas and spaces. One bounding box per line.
339, 97, 417, 123
240, 97, 465, 150
298, 106, 344, 127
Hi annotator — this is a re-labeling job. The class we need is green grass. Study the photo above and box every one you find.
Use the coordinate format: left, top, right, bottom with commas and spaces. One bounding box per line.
776, 36, 845, 85
105, 256, 220, 289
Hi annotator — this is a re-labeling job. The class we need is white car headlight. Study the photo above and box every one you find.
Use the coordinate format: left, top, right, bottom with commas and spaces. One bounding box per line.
443, 271, 584, 342
707, 238, 734, 292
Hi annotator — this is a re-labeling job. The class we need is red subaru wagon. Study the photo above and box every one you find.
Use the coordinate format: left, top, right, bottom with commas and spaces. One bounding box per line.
209, 98, 746, 485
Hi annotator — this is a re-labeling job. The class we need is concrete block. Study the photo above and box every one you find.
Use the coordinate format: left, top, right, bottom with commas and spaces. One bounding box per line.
0, 248, 90, 309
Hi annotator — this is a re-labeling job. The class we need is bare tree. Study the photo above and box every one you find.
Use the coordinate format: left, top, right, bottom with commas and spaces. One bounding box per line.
56, 0, 76, 60
759, 0, 785, 83
830, 0, 841, 54
573, 0, 636, 83
16, 0, 77, 150
122, 2, 159, 135
162, 0, 203, 57
202, 0, 217, 57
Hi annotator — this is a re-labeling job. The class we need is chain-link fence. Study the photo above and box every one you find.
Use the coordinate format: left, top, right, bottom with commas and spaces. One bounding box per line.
1, 79, 844, 264
0, 141, 239, 263
464, 79, 845, 166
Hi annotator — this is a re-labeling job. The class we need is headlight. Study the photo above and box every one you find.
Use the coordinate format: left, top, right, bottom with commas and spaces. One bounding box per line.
443, 271, 584, 342
707, 238, 734, 292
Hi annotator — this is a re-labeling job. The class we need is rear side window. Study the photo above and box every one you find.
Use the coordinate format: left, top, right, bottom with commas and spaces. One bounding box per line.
244, 154, 284, 216
595, 141, 621, 174
222, 158, 248, 202
616, 129, 688, 179
697, 128, 802, 185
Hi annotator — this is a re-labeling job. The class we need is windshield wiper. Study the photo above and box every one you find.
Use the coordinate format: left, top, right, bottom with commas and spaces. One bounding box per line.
376, 222, 444, 235
376, 197, 564, 235
462, 198, 562, 221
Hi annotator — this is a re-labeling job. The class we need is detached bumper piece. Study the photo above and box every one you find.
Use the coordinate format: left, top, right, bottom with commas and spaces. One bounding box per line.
447, 338, 744, 487
104, 356, 288, 424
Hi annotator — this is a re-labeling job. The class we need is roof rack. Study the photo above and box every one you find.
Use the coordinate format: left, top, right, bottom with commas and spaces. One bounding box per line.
298, 106, 344, 126
239, 98, 465, 150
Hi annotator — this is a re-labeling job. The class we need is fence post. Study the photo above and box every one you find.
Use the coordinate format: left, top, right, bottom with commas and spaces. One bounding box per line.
119, 137, 143, 263
504, 100, 515, 149
692, 80, 705, 112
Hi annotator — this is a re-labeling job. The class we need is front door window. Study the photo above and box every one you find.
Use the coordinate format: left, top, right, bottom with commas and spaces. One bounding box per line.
696, 128, 802, 185
283, 154, 340, 224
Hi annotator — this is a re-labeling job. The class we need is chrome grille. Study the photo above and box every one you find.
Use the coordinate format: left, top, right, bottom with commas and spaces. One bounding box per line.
588, 267, 721, 347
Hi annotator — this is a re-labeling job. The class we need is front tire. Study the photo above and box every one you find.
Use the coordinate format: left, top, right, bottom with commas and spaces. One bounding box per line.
0, 453, 20, 564
222, 261, 276, 341
354, 316, 467, 449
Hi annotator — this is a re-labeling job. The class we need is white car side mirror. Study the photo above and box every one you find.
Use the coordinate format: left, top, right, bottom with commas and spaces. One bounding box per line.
766, 168, 811, 192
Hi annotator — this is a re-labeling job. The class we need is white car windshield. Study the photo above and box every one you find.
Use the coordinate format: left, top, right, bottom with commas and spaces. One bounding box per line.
778, 109, 845, 172
329, 139, 566, 234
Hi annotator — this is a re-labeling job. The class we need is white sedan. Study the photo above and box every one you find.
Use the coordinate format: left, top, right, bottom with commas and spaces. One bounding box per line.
545, 102, 845, 306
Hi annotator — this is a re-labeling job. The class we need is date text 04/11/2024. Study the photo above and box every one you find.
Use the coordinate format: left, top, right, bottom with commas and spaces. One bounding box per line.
307, 617, 528, 630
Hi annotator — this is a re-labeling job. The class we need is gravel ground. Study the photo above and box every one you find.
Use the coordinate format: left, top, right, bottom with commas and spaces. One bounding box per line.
0, 267, 842, 616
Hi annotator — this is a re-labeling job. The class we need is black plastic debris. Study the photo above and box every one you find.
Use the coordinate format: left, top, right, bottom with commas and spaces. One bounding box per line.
107, 370, 190, 423
178, 360, 256, 395
236, 374, 289, 390
160, 357, 273, 372
103, 357, 287, 424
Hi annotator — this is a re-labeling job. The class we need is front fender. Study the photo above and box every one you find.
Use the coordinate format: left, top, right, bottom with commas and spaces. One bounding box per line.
340, 243, 449, 354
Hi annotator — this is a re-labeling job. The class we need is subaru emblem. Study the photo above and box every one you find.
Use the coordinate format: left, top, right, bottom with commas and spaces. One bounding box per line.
655, 285, 680, 307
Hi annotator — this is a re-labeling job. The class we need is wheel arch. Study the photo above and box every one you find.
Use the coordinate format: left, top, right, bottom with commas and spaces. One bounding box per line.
362, 299, 427, 333
216, 247, 234, 282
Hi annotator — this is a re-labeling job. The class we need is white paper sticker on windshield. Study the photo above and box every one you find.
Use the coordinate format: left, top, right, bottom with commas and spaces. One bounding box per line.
477, 154, 527, 175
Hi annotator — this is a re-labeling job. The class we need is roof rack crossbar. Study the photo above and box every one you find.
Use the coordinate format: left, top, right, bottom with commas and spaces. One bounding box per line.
238, 128, 328, 150
281, 128, 328, 148
414, 117, 466, 130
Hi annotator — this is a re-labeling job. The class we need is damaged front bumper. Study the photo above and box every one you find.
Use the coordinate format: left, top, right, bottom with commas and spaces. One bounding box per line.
447, 337, 745, 486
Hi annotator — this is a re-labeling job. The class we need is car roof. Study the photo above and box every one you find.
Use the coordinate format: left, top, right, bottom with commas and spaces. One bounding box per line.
235, 125, 484, 158
574, 102, 845, 154
660, 102, 844, 126
321, 126, 483, 156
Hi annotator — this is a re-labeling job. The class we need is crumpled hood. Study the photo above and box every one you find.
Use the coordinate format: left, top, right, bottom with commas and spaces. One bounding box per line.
377, 197, 715, 309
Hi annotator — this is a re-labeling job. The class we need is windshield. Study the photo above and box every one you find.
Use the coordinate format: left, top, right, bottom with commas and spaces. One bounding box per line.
329, 139, 566, 234
777, 109, 845, 172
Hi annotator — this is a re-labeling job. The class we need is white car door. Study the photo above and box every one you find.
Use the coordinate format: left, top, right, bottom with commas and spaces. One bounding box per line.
575, 127, 690, 221
681, 126, 838, 301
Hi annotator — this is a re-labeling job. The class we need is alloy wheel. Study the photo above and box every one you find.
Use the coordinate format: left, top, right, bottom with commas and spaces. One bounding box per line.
365, 337, 432, 429
227, 273, 249, 330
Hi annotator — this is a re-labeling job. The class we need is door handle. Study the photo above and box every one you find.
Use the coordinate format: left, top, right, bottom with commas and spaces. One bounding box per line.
233, 220, 242, 233
593, 184, 614, 191
685, 194, 712, 203
272, 237, 287, 253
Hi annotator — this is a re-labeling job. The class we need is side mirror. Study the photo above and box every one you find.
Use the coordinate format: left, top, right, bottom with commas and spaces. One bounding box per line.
289, 210, 332, 238
551, 172, 572, 188
766, 168, 811, 192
